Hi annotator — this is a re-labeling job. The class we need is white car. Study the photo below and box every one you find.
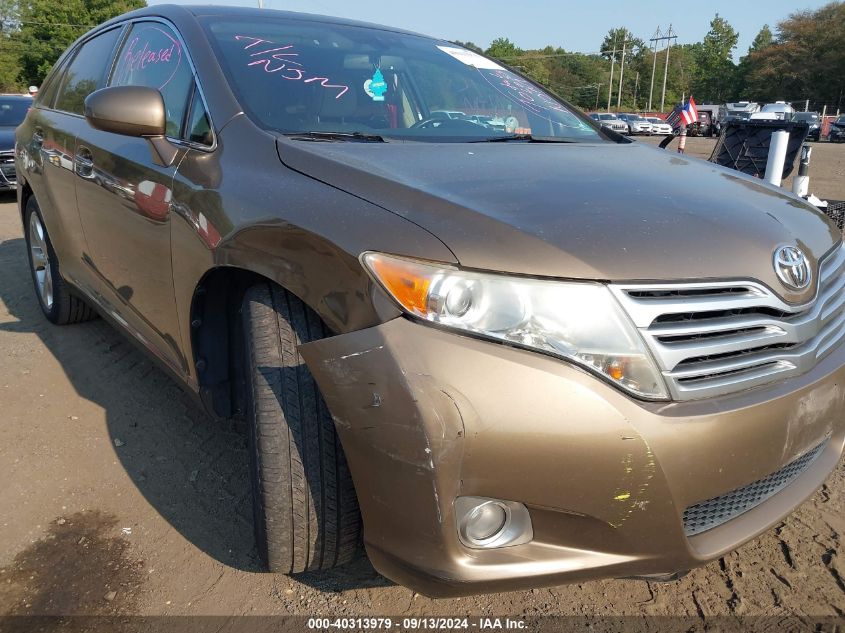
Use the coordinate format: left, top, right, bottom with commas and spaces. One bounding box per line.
646, 117, 673, 135
752, 102, 795, 121
589, 113, 629, 134
617, 113, 652, 135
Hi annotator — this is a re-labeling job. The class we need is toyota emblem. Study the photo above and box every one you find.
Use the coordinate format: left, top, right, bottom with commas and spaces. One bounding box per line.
773, 245, 812, 290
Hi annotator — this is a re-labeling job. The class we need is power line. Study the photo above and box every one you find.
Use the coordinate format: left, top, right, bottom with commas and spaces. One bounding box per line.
1, 20, 94, 29
651, 24, 678, 112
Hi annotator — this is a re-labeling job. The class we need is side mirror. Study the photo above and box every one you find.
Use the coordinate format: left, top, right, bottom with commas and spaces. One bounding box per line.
84, 86, 178, 167
84, 85, 165, 137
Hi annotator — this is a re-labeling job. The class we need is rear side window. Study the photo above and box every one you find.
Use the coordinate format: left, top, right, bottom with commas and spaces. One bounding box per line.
55, 28, 122, 115
185, 87, 213, 146
110, 22, 194, 137
36, 55, 71, 109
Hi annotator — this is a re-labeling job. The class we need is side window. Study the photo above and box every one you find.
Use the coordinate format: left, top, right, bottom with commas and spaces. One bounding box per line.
55, 28, 122, 115
110, 22, 193, 138
185, 87, 213, 146
36, 55, 71, 109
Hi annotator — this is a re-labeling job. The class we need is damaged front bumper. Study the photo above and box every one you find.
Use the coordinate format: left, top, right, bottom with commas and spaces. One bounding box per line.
299, 317, 845, 597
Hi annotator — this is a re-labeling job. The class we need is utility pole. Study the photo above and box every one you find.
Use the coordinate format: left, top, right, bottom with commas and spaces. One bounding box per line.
595, 84, 603, 110
647, 27, 660, 112
659, 24, 677, 113
616, 38, 627, 110
633, 71, 640, 110
606, 39, 617, 112
258, 0, 264, 7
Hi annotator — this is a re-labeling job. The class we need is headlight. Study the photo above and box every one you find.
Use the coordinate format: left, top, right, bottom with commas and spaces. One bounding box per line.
362, 252, 668, 399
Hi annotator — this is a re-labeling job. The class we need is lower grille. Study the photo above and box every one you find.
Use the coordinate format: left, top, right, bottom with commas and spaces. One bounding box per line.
0, 153, 15, 185
682, 439, 828, 536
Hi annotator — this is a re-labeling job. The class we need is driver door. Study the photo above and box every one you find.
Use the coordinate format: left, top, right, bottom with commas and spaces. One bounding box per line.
73, 21, 193, 375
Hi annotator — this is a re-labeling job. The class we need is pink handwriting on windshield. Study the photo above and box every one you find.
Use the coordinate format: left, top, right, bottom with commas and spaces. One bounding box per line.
235, 35, 349, 99
116, 27, 182, 90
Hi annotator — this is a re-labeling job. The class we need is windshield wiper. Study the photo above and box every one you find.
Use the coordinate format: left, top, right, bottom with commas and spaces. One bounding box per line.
470, 134, 575, 143
286, 131, 386, 143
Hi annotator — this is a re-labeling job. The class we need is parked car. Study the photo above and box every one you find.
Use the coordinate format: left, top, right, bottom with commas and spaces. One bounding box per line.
645, 116, 672, 135
793, 111, 822, 141
695, 104, 721, 136
723, 101, 760, 123
687, 110, 715, 137
617, 113, 652, 135
589, 112, 629, 134
430, 110, 468, 120
16, 5, 845, 598
753, 101, 795, 121
829, 116, 845, 142
0, 94, 33, 191
464, 114, 506, 131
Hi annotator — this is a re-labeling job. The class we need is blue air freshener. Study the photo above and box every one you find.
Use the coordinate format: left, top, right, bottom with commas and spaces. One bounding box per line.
364, 68, 387, 101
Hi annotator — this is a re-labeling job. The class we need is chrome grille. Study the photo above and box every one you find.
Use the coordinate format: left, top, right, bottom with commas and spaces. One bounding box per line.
682, 439, 827, 536
611, 244, 845, 400
0, 151, 15, 185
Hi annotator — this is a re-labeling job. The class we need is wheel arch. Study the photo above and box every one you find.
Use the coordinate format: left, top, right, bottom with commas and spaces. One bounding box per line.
188, 250, 397, 420
18, 179, 34, 225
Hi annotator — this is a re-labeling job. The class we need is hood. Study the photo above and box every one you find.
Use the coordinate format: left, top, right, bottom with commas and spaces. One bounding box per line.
0, 128, 15, 152
277, 139, 840, 304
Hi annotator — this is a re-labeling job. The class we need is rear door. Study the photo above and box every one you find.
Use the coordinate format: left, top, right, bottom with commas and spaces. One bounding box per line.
73, 21, 194, 375
26, 27, 124, 288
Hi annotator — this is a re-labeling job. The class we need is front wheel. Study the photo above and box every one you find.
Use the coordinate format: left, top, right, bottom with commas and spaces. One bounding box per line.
241, 283, 362, 573
24, 197, 97, 325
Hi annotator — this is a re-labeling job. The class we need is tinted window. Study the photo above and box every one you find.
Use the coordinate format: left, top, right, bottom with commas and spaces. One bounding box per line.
185, 87, 213, 146
36, 56, 71, 109
201, 17, 602, 142
111, 22, 194, 137
55, 28, 122, 115
0, 98, 32, 127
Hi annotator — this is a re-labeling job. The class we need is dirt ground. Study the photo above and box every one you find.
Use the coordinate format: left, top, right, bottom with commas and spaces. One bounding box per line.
638, 134, 845, 201
1, 139, 845, 623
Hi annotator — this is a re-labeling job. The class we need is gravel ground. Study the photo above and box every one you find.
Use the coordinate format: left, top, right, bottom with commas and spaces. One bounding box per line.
1, 140, 844, 623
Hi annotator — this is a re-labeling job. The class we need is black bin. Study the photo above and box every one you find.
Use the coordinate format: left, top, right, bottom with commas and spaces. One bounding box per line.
708, 120, 808, 180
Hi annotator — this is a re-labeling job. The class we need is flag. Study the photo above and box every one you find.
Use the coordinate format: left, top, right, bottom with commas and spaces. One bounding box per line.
666, 104, 683, 130
681, 96, 698, 125
666, 97, 698, 131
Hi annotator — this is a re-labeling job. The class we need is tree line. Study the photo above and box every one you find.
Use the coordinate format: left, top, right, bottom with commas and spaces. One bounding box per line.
1, 0, 842, 116
456, 1, 845, 113
0, 0, 145, 92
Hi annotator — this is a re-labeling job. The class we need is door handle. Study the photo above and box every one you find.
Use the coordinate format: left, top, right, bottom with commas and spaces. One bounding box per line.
75, 147, 94, 179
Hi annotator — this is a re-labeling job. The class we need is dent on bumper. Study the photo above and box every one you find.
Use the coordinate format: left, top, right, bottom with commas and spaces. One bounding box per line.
299, 317, 845, 596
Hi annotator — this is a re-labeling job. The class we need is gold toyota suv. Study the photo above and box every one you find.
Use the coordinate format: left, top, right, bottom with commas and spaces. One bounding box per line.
14, 4, 845, 596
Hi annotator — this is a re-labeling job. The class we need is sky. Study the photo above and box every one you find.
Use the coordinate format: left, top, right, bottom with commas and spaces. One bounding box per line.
148, 0, 831, 60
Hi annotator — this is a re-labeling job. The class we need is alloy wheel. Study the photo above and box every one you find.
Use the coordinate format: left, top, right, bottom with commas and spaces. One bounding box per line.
28, 212, 53, 310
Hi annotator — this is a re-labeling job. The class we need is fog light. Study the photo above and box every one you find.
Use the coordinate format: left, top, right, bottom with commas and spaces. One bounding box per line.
465, 501, 508, 543
455, 496, 533, 549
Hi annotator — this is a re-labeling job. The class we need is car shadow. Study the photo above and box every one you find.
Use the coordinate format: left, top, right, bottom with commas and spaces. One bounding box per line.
0, 226, 391, 592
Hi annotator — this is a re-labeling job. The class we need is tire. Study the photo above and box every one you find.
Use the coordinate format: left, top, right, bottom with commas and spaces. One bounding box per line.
24, 197, 97, 325
241, 282, 362, 573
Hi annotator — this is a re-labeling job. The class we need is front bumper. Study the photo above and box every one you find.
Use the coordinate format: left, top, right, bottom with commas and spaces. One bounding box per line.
300, 317, 845, 597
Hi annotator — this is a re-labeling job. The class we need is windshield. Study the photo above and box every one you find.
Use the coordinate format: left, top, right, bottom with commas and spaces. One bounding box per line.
0, 98, 30, 127
794, 113, 818, 121
201, 17, 604, 142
